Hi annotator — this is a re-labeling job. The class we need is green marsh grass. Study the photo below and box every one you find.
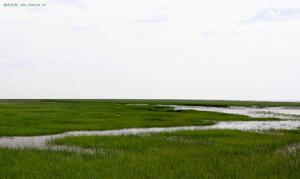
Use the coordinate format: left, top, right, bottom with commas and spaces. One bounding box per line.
0, 99, 295, 136
1, 100, 300, 178
0, 130, 300, 178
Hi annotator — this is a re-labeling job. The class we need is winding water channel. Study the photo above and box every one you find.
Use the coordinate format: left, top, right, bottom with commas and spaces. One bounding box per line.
1, 105, 300, 152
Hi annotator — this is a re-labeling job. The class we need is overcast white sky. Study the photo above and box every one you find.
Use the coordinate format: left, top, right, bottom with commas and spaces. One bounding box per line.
0, 0, 300, 100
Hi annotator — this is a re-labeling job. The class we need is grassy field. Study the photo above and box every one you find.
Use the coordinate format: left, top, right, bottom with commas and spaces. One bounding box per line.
0, 130, 300, 178
1, 99, 300, 178
1, 99, 299, 136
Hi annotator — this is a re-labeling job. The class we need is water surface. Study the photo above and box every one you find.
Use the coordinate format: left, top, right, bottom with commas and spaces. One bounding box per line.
168, 105, 300, 120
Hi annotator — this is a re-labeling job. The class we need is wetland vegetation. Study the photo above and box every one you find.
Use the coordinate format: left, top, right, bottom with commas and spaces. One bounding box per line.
1, 99, 300, 178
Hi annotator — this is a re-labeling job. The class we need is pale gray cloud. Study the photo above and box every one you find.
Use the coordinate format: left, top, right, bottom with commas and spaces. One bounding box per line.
0, 61, 33, 68
137, 14, 169, 24
245, 8, 300, 23
70, 25, 93, 33
201, 31, 220, 37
